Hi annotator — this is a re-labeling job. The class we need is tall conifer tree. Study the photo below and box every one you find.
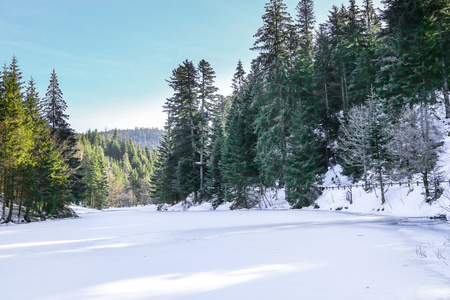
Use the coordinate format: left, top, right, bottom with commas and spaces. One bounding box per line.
0, 58, 30, 222
42, 69, 83, 203
155, 60, 200, 204
251, 0, 293, 187
43, 70, 69, 133
197, 60, 218, 201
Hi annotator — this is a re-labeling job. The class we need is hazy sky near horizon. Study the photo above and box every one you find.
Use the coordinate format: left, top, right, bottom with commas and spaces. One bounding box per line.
0, 0, 382, 132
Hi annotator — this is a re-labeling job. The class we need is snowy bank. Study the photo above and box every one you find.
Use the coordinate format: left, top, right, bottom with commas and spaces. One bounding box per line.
315, 165, 450, 218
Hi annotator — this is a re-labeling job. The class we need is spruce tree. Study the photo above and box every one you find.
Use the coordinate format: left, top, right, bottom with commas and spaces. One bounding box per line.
154, 60, 201, 205
231, 60, 247, 91
197, 60, 218, 201
0, 58, 31, 222
205, 95, 229, 205
251, 0, 293, 187
285, 106, 324, 208
314, 24, 336, 161
206, 116, 225, 205
153, 133, 180, 204
42, 69, 83, 202
388, 105, 443, 201
378, 0, 445, 111
296, 0, 315, 53
338, 91, 391, 204
282, 0, 326, 207
20, 78, 47, 220
43, 70, 69, 133
81, 146, 108, 209
221, 80, 259, 209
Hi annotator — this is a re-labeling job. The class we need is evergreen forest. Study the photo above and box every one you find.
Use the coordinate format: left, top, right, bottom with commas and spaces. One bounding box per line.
0, 61, 81, 222
78, 129, 157, 209
99, 127, 164, 151
1, 0, 449, 222
154, 0, 450, 209
0, 61, 159, 222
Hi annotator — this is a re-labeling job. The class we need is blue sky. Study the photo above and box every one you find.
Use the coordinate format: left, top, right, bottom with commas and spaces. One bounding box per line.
0, 0, 382, 132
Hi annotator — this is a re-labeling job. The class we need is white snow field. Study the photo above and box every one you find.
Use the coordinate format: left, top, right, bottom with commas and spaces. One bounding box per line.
1, 206, 450, 300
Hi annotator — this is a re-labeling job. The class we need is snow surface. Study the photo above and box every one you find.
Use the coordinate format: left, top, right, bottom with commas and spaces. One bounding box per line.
313, 164, 450, 219
1, 206, 450, 299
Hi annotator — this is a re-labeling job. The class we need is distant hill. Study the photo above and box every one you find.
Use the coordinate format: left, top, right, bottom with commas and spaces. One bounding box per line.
100, 127, 164, 150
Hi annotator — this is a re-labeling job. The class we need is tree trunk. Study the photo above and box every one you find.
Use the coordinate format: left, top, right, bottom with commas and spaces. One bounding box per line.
423, 170, 430, 201
24, 205, 31, 223
340, 66, 348, 112
343, 65, 349, 108
200, 95, 205, 201
378, 167, 386, 205
6, 176, 15, 223
189, 112, 197, 204
1, 172, 6, 221
17, 186, 23, 223
442, 58, 450, 118
325, 82, 330, 119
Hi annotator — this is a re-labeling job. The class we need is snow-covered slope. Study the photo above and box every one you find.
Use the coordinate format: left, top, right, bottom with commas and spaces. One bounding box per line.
315, 102, 450, 219
314, 165, 450, 218
176, 103, 450, 218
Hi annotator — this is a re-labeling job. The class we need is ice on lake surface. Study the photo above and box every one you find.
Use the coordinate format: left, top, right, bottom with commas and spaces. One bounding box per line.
1, 206, 450, 300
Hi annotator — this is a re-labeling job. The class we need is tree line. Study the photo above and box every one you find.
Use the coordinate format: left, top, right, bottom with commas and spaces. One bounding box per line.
78, 129, 157, 209
100, 127, 164, 151
153, 0, 449, 209
0, 57, 160, 222
0, 58, 80, 222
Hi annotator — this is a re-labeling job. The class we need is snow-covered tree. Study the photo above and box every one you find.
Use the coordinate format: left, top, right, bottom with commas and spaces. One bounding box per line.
338, 91, 391, 204
389, 104, 443, 201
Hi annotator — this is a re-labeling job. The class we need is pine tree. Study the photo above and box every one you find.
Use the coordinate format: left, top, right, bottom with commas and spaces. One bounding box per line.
231, 60, 247, 92
251, 0, 293, 67
349, 0, 380, 106
326, 5, 351, 112
204, 95, 229, 205
366, 92, 391, 204
251, 0, 293, 187
171, 60, 200, 203
378, 0, 445, 112
205, 116, 224, 205
338, 91, 391, 204
285, 106, 324, 208
153, 60, 201, 204
279, 0, 325, 207
20, 78, 47, 221
296, 0, 315, 54
338, 105, 372, 184
0, 57, 32, 222
221, 80, 259, 209
42, 69, 83, 203
153, 133, 180, 204
197, 59, 218, 201
39, 134, 70, 216
43, 70, 69, 133
292, 0, 316, 106
314, 24, 336, 161
81, 146, 108, 209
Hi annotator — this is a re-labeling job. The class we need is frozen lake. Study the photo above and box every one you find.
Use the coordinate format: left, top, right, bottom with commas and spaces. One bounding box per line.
1, 206, 450, 299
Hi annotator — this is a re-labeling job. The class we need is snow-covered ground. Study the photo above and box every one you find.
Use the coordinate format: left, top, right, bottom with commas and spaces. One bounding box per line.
1, 206, 449, 299
313, 164, 450, 218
